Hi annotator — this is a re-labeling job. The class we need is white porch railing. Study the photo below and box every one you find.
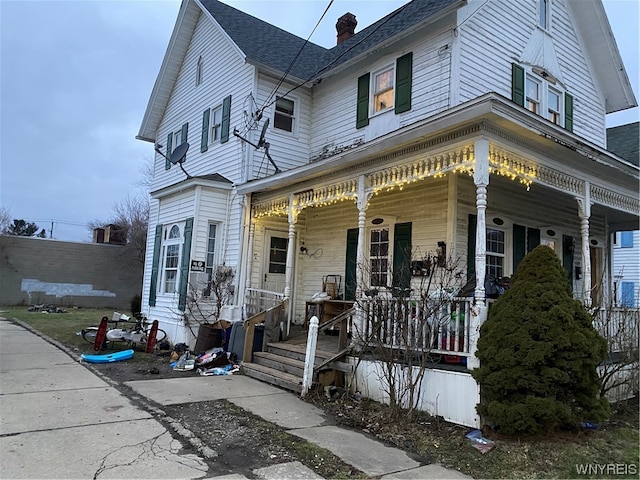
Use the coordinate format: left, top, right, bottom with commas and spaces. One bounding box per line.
593, 307, 639, 353
360, 296, 473, 357
245, 288, 285, 318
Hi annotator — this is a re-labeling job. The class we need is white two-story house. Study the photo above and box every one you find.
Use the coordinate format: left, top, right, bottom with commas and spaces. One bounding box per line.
138, 0, 638, 426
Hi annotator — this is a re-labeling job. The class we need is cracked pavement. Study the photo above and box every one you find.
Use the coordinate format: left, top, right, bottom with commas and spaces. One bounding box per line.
0, 320, 210, 479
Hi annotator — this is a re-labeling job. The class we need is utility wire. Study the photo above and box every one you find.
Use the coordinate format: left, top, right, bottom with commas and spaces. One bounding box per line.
260, 0, 335, 116
260, 0, 411, 112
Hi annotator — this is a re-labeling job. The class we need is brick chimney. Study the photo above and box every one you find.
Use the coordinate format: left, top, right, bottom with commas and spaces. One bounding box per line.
336, 13, 357, 44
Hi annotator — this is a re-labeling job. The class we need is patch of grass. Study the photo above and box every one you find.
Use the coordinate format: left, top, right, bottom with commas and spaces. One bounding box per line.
0, 306, 144, 358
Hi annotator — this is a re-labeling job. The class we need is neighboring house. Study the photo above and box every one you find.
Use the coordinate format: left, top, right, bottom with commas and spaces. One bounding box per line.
608, 122, 640, 308
138, 0, 638, 426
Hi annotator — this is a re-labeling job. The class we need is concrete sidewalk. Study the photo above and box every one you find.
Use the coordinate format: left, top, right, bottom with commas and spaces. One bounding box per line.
0, 317, 471, 479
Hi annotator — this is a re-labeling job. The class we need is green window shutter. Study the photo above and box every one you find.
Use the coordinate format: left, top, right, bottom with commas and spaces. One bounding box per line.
512, 63, 525, 107
178, 217, 194, 312
345, 228, 359, 301
527, 228, 540, 252
181, 123, 189, 143
165, 132, 173, 170
201, 109, 210, 153
467, 214, 477, 281
392, 222, 412, 295
149, 224, 163, 307
562, 234, 574, 286
513, 224, 526, 272
221, 95, 231, 144
564, 93, 574, 132
356, 73, 370, 129
395, 52, 413, 114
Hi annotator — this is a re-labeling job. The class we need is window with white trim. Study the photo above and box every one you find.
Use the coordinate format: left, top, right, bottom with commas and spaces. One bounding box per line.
526, 71, 566, 126
274, 96, 295, 132
203, 223, 218, 297
370, 227, 390, 287
372, 65, 394, 113
526, 76, 540, 114
539, 0, 550, 30
210, 106, 223, 143
173, 129, 184, 149
486, 228, 505, 279
161, 224, 182, 294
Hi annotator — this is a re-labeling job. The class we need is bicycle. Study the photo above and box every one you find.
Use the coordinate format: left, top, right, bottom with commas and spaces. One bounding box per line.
81, 312, 167, 348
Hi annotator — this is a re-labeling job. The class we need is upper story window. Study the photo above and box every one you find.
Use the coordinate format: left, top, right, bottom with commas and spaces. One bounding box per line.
274, 96, 295, 132
210, 106, 223, 142
356, 52, 413, 129
196, 55, 203, 86
512, 63, 573, 132
373, 66, 394, 113
200, 95, 232, 153
165, 123, 188, 170
526, 76, 540, 114
539, 0, 550, 30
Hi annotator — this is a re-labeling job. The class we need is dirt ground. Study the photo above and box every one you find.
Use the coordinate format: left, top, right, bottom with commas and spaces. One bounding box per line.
83, 345, 639, 480
84, 348, 364, 479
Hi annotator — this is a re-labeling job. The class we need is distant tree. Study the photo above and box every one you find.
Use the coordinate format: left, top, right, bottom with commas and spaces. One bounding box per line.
472, 245, 609, 435
7, 219, 40, 237
37, 228, 47, 238
88, 194, 149, 262
0, 207, 11, 234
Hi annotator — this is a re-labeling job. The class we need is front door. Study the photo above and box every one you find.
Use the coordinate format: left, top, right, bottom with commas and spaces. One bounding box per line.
263, 230, 288, 293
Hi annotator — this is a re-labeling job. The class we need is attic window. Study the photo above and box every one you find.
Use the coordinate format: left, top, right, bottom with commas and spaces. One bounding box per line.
538, 0, 550, 30
196, 56, 203, 86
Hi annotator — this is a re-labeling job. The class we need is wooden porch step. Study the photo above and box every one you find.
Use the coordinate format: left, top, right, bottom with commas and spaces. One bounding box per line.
266, 342, 335, 363
241, 362, 302, 394
253, 351, 305, 377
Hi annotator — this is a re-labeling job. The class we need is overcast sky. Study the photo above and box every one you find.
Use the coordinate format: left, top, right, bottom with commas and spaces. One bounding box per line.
1, 0, 638, 242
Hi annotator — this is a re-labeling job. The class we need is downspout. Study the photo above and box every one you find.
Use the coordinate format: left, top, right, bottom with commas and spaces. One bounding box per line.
237, 193, 253, 319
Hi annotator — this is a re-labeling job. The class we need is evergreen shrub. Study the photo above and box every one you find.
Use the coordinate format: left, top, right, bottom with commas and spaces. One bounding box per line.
472, 245, 609, 435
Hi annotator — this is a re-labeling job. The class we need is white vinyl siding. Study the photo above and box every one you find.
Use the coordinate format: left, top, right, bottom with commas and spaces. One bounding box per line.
456, 0, 606, 146
310, 28, 451, 159
154, 10, 253, 189
612, 230, 640, 307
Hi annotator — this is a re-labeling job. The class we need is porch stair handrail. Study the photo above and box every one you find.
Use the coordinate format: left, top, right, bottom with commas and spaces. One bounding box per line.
302, 306, 355, 396
242, 300, 287, 363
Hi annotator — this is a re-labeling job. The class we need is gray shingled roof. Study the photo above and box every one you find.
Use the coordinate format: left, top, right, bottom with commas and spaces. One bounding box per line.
607, 122, 639, 166
200, 0, 461, 81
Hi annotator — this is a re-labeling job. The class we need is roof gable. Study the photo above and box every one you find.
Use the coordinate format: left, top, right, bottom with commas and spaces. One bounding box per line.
567, 0, 637, 113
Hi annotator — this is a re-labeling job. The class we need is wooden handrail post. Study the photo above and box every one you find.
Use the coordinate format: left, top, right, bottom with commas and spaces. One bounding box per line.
301, 315, 319, 397
243, 321, 256, 363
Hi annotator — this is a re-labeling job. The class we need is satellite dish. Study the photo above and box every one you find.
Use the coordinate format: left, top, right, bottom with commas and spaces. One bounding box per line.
169, 142, 189, 165
258, 118, 270, 148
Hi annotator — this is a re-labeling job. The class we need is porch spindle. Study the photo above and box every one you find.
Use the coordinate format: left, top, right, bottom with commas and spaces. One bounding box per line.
577, 192, 592, 307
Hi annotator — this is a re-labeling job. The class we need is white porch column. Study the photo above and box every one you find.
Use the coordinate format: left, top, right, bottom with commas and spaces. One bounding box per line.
354, 175, 369, 345
577, 185, 592, 307
468, 139, 490, 370
284, 195, 299, 328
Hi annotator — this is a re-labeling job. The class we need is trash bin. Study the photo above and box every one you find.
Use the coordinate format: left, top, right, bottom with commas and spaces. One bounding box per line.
194, 324, 224, 354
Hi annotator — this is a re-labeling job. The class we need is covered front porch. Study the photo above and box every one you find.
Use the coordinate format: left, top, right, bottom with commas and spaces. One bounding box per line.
233, 99, 639, 425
